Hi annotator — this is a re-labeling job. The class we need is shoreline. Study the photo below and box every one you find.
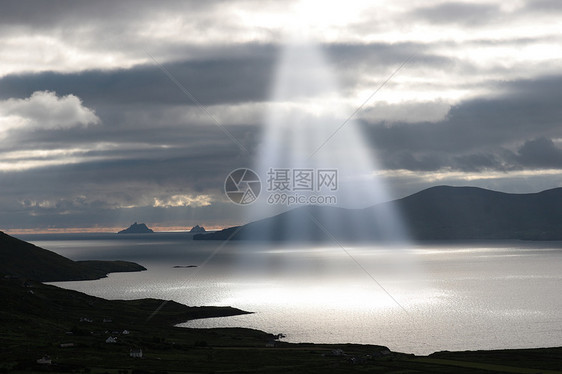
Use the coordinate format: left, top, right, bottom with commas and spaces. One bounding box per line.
2, 278, 561, 373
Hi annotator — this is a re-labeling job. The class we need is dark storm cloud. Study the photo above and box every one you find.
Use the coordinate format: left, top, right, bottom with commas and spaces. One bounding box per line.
0, 48, 277, 107
516, 137, 562, 168
0, 40, 456, 108
0, 0, 225, 28
0, 39, 458, 115
361, 74, 562, 172
0, 125, 257, 230
411, 2, 502, 26
2, 0, 561, 231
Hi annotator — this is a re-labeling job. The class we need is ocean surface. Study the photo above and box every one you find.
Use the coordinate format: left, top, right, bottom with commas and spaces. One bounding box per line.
18, 232, 562, 355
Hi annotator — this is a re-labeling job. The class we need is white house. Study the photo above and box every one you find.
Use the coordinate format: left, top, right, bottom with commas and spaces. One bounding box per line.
129, 348, 143, 358
105, 336, 117, 344
36, 356, 51, 365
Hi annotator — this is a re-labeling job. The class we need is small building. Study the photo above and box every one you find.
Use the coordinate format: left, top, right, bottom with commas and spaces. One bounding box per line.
60, 343, 75, 348
37, 355, 52, 365
103, 318, 113, 323
130, 348, 143, 358
122, 330, 130, 335
331, 349, 345, 356
265, 340, 276, 348
105, 336, 117, 344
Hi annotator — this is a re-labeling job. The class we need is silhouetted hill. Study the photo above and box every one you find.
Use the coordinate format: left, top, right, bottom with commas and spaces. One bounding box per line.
194, 186, 562, 242
118, 222, 154, 234
395, 186, 562, 240
193, 204, 403, 242
0, 231, 146, 281
189, 225, 206, 233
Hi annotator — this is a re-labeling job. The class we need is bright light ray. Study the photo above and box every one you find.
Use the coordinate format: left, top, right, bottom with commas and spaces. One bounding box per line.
244, 24, 425, 314
250, 31, 411, 243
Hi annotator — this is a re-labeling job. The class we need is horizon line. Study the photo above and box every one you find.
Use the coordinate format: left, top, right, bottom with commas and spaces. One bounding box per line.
2, 225, 226, 235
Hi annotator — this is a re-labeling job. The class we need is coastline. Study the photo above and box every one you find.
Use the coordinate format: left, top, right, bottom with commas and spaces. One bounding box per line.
2, 277, 561, 373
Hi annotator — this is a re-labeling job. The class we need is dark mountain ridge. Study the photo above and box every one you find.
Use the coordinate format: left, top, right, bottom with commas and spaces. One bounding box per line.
397, 186, 562, 240
195, 185, 562, 242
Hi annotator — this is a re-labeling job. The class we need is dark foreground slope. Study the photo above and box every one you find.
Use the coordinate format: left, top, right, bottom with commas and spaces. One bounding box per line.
1, 234, 560, 373
2, 277, 561, 373
0, 231, 146, 281
195, 186, 562, 242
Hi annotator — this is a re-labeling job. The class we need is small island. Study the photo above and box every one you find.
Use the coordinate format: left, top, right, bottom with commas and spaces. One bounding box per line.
118, 222, 154, 234
189, 224, 206, 233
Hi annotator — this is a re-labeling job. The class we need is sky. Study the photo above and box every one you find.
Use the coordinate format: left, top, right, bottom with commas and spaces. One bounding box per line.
1, 0, 561, 233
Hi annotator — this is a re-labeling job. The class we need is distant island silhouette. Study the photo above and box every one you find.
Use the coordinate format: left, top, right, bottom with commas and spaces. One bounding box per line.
189, 225, 206, 233
118, 222, 154, 234
194, 185, 562, 242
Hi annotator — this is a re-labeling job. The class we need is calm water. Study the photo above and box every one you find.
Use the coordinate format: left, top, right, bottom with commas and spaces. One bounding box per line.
19, 233, 562, 355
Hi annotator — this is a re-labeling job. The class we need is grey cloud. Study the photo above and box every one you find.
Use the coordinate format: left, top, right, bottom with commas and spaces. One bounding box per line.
361, 74, 562, 172
412, 2, 502, 26
0, 148, 251, 230
0, 0, 226, 28
452, 151, 514, 172
523, 0, 562, 13
0, 49, 277, 107
323, 42, 456, 93
516, 137, 562, 168
0, 40, 466, 109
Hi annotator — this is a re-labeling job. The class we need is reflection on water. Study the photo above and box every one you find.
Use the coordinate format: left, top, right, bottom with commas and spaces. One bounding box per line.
21, 233, 562, 355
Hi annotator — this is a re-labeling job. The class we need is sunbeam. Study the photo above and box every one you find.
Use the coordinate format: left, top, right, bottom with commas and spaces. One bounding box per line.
249, 30, 411, 245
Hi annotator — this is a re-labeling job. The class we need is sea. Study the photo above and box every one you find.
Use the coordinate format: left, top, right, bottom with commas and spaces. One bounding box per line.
17, 232, 562, 355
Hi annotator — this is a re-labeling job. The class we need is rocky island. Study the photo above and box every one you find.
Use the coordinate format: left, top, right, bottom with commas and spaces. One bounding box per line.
189, 224, 206, 233
118, 222, 154, 234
